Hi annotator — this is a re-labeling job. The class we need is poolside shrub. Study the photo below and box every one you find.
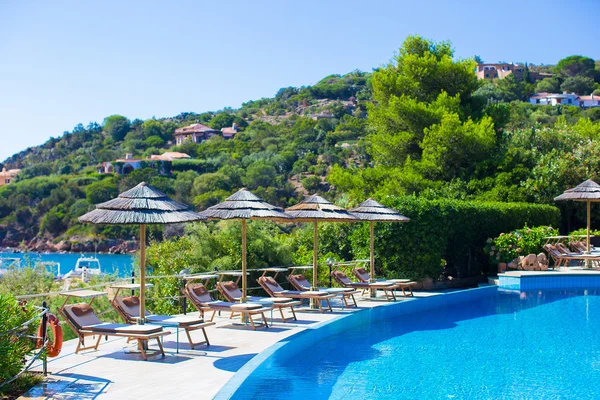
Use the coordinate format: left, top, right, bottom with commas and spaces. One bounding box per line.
349, 197, 560, 280
0, 294, 38, 393
483, 225, 558, 264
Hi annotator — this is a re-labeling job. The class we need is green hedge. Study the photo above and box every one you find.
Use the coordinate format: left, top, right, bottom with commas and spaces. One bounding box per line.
171, 159, 215, 173
356, 197, 560, 280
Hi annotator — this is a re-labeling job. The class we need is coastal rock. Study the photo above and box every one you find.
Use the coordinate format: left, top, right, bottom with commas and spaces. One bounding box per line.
56, 240, 71, 252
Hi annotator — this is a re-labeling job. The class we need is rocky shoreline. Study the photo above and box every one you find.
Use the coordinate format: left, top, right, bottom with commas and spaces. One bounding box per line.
1, 237, 138, 254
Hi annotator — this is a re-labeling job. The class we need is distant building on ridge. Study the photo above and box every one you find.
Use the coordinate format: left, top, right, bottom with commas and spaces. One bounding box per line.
476, 63, 552, 82
529, 92, 600, 107
0, 168, 20, 186
173, 123, 219, 144
221, 123, 239, 139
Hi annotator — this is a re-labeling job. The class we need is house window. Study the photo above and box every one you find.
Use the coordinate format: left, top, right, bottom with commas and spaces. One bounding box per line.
568, 99, 572, 104
4, 179, 9, 184
485, 73, 489, 78
536, 99, 540, 104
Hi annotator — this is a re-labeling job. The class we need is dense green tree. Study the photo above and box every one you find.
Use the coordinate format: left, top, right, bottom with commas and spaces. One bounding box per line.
535, 78, 561, 93
368, 36, 479, 168
242, 161, 277, 189
302, 175, 321, 192
85, 178, 118, 204
560, 76, 596, 95
103, 115, 131, 141
40, 205, 68, 235
142, 119, 167, 141
556, 55, 596, 79
420, 114, 496, 180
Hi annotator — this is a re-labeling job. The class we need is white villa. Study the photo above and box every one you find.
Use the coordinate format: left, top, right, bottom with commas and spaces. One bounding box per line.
529, 92, 600, 107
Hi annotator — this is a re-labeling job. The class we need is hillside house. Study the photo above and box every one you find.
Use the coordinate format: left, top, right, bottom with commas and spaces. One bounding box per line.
98, 152, 191, 175
221, 123, 239, 139
149, 151, 191, 161
529, 92, 600, 107
173, 123, 219, 144
98, 153, 143, 174
579, 94, 600, 108
476, 63, 552, 81
0, 168, 20, 186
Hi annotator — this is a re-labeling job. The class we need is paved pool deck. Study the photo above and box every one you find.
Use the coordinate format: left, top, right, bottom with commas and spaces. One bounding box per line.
20, 292, 443, 400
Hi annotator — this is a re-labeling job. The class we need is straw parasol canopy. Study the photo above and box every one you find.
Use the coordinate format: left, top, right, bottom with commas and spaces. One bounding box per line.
198, 189, 293, 302
79, 182, 205, 319
286, 195, 357, 299
350, 199, 409, 293
554, 179, 600, 253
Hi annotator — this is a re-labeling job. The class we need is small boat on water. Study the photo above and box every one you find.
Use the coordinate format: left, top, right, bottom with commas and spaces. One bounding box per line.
0, 258, 20, 279
0, 257, 21, 267
63, 256, 102, 281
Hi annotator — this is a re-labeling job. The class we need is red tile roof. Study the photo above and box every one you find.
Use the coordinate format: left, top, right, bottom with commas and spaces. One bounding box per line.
174, 123, 218, 135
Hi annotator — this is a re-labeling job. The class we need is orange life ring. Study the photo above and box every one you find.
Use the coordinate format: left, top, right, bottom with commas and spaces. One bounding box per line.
36, 313, 63, 357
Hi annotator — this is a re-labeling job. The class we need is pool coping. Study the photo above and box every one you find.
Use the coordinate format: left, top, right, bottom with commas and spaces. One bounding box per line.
214, 285, 497, 399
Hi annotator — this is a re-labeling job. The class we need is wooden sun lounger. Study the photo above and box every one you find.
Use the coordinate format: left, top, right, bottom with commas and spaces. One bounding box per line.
216, 281, 300, 323
352, 267, 415, 297
287, 273, 358, 307
110, 284, 215, 351
331, 270, 398, 301
544, 244, 587, 268
59, 294, 170, 361
182, 282, 272, 330
257, 276, 335, 313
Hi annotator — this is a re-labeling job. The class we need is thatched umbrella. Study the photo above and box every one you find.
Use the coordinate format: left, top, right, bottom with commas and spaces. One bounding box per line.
198, 189, 292, 302
554, 179, 600, 253
350, 199, 409, 290
285, 195, 357, 299
79, 182, 205, 319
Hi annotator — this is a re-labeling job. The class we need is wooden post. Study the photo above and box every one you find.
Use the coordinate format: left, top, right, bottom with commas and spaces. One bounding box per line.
313, 221, 318, 289
139, 224, 146, 320
587, 200, 591, 254
311, 221, 319, 309
370, 221, 376, 298
241, 219, 247, 303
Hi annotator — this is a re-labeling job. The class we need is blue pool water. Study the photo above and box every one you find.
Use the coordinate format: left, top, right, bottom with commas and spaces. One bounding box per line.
233, 289, 600, 399
0, 252, 134, 277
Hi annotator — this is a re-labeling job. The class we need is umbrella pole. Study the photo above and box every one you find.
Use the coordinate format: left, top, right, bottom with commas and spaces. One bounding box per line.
241, 220, 248, 323
139, 224, 146, 320
242, 219, 247, 303
587, 200, 591, 254
311, 221, 319, 309
370, 221, 376, 298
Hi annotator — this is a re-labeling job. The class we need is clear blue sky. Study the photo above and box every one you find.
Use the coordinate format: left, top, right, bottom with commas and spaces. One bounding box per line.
1, 0, 598, 161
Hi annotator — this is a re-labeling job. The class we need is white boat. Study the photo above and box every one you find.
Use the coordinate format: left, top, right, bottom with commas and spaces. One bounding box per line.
37, 261, 62, 280
64, 256, 102, 281
0, 257, 20, 267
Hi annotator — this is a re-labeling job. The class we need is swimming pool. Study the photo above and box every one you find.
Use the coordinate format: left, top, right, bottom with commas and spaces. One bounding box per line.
226, 288, 600, 399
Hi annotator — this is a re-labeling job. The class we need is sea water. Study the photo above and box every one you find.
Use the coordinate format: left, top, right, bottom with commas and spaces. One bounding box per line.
0, 252, 134, 277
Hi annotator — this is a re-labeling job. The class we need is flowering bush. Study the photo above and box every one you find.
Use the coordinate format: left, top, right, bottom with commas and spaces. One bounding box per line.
484, 225, 558, 264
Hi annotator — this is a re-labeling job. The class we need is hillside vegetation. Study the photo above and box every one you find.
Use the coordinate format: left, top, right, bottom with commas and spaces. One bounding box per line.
1, 36, 600, 263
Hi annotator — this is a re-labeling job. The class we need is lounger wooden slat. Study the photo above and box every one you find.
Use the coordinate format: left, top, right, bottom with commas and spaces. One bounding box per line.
287, 273, 359, 307
59, 297, 170, 361
217, 281, 300, 323
182, 282, 271, 330
352, 267, 415, 297
257, 276, 335, 313
110, 284, 215, 352
331, 270, 398, 301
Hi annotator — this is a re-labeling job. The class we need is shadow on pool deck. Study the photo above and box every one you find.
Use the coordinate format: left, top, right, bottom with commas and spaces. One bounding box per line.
214, 353, 258, 372
21, 373, 111, 400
